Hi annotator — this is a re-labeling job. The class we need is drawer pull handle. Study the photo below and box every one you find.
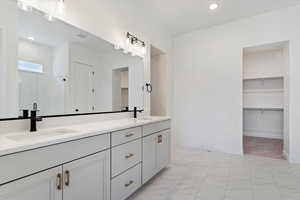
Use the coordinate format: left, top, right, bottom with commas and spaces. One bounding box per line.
125, 180, 134, 187
125, 153, 134, 159
157, 135, 162, 143
65, 170, 70, 186
125, 133, 134, 137
56, 173, 62, 190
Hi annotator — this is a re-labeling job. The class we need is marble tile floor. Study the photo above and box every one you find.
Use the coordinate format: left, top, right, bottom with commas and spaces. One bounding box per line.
129, 146, 300, 200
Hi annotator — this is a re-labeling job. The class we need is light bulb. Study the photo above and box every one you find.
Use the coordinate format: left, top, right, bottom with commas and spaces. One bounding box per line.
45, 14, 55, 22
57, 0, 64, 14
209, 3, 218, 10
114, 44, 121, 50
141, 46, 146, 55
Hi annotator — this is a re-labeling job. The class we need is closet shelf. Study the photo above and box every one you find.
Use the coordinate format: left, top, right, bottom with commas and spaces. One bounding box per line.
243, 76, 284, 81
243, 89, 284, 93
243, 107, 283, 111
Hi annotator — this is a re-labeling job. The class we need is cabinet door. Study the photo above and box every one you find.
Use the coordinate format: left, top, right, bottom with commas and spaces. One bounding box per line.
142, 134, 157, 184
63, 151, 110, 200
156, 130, 170, 171
0, 167, 62, 200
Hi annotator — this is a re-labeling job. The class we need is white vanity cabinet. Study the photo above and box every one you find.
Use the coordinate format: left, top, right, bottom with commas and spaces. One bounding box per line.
62, 151, 110, 200
0, 151, 110, 200
0, 167, 62, 200
0, 134, 110, 200
142, 129, 170, 184
0, 119, 171, 200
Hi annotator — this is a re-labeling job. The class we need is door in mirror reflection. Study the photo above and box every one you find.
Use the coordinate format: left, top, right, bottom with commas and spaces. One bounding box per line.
73, 62, 95, 114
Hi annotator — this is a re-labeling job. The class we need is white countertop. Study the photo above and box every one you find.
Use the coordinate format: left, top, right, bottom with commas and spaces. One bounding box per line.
0, 116, 170, 157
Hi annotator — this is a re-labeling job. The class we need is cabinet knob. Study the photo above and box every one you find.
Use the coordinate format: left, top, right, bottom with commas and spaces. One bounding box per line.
56, 173, 62, 190
125, 180, 134, 187
125, 153, 134, 159
65, 170, 70, 186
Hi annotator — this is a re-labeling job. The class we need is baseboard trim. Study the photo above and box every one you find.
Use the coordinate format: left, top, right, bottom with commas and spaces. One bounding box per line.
243, 130, 283, 139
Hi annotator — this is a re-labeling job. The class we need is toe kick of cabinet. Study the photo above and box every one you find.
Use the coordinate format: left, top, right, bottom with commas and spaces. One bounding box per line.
111, 163, 142, 200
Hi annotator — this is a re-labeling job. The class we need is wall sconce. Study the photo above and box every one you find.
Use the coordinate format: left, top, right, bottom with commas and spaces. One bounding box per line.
126, 32, 146, 55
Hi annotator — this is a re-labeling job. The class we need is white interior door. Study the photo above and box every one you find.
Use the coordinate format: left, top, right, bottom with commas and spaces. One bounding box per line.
73, 62, 95, 113
62, 151, 110, 200
0, 167, 62, 200
129, 62, 144, 110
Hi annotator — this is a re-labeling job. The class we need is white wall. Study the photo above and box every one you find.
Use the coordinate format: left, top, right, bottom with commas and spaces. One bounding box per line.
0, 0, 18, 118
173, 5, 300, 162
18, 39, 65, 115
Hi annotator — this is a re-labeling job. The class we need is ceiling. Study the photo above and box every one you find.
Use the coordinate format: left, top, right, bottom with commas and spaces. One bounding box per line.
133, 0, 300, 36
18, 8, 115, 53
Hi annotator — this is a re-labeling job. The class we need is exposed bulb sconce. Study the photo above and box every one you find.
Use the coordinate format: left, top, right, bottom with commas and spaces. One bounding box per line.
126, 32, 146, 55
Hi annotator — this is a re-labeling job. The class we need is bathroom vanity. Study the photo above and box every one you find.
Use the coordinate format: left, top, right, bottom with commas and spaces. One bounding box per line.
0, 2, 171, 199
0, 117, 171, 200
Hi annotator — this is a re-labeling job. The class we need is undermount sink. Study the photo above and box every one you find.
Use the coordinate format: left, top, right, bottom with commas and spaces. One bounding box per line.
136, 117, 154, 121
7, 128, 78, 142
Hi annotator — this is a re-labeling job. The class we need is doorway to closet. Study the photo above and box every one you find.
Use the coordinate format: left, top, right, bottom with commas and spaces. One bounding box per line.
242, 41, 289, 160
150, 45, 168, 116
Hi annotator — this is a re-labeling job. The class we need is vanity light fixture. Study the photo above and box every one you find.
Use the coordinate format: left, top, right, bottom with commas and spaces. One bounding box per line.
209, 3, 219, 10
126, 32, 146, 55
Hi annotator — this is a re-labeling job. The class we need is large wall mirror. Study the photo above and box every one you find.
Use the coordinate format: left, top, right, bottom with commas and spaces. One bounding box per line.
0, 0, 145, 119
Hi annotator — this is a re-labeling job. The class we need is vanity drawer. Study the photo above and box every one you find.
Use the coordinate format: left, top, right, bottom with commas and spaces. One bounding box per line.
111, 139, 141, 177
143, 120, 171, 136
111, 163, 142, 200
111, 127, 142, 147
0, 133, 110, 185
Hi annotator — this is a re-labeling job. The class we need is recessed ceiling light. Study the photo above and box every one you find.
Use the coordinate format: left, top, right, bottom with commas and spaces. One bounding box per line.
27, 36, 34, 41
209, 3, 219, 10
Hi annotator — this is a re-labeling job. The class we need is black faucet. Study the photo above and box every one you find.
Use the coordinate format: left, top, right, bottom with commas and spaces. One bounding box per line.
30, 110, 43, 132
133, 107, 143, 119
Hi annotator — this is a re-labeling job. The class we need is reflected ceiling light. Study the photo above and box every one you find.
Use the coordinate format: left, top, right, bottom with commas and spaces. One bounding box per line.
209, 3, 219, 10
27, 36, 34, 41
